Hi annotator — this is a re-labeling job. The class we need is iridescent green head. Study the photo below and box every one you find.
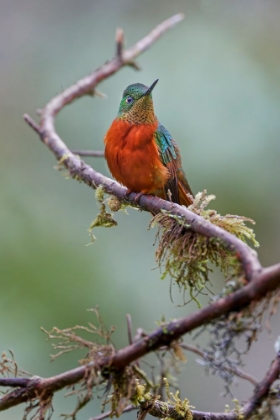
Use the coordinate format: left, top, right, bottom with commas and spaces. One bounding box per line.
117, 79, 158, 124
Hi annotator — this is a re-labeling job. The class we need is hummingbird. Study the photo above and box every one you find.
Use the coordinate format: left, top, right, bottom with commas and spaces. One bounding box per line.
104, 79, 193, 206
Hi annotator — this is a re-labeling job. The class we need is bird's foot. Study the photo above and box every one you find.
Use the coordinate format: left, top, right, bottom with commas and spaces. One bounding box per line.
125, 189, 132, 196
125, 189, 144, 205
133, 192, 144, 204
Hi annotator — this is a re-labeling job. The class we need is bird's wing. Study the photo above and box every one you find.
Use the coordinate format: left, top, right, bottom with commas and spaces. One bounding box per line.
154, 123, 180, 204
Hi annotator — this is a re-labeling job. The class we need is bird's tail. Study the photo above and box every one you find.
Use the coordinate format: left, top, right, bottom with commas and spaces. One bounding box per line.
178, 178, 194, 207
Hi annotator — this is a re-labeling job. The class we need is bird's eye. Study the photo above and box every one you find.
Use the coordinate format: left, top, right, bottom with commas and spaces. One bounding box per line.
126, 96, 133, 104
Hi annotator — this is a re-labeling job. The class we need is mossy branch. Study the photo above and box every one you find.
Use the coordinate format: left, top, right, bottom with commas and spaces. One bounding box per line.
150, 190, 259, 305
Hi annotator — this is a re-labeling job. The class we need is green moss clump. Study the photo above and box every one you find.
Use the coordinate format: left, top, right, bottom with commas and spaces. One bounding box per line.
150, 191, 259, 306
89, 202, 118, 229
88, 187, 118, 241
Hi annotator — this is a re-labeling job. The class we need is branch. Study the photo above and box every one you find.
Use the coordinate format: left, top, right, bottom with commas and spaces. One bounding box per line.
139, 353, 280, 420
139, 399, 237, 420
24, 107, 262, 281
0, 378, 31, 388
242, 352, 280, 418
70, 149, 104, 157
89, 405, 136, 420
2, 353, 279, 419
136, 352, 280, 420
1, 264, 280, 412
112, 263, 280, 370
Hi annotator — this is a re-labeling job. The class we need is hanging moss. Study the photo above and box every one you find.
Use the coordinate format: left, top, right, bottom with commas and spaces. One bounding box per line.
150, 191, 259, 306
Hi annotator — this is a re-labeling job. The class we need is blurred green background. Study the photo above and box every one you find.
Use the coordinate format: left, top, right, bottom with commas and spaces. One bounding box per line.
1, 1, 280, 419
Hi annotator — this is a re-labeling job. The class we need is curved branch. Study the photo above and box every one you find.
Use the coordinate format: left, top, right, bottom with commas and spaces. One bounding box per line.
242, 351, 280, 418
24, 121, 261, 283
23, 14, 262, 282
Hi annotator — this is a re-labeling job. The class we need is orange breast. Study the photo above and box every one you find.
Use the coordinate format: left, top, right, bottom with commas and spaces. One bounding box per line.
104, 119, 169, 194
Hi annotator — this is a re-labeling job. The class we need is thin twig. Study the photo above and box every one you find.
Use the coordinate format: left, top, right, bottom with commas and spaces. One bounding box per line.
70, 150, 104, 157
181, 343, 258, 386
115, 28, 124, 59
89, 405, 136, 420
24, 114, 41, 134
126, 314, 133, 345
242, 352, 280, 418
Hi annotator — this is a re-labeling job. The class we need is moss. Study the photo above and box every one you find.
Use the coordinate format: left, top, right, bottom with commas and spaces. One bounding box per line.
89, 202, 118, 230
231, 399, 244, 419
150, 191, 259, 305
107, 196, 128, 213
163, 377, 193, 420
88, 188, 131, 241
134, 378, 193, 420
88, 187, 118, 241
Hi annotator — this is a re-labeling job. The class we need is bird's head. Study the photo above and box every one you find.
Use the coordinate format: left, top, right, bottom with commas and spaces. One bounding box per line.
117, 79, 158, 124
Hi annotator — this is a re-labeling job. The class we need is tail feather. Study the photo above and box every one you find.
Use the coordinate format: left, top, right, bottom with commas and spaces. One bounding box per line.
178, 179, 193, 206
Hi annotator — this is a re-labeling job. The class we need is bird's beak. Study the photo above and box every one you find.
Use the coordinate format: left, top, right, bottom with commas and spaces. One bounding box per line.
143, 79, 159, 96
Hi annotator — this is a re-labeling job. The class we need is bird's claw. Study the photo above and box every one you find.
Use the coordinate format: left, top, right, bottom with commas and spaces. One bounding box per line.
133, 192, 144, 204
125, 189, 144, 205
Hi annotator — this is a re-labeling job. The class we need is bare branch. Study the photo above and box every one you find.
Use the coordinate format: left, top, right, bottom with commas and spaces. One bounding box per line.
122, 14, 185, 63
126, 314, 133, 345
115, 28, 124, 59
0, 378, 31, 388
242, 352, 280, 418
89, 405, 136, 420
23, 114, 41, 135
70, 150, 104, 157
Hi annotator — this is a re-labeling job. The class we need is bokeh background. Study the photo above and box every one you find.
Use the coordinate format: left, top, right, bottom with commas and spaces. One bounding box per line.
1, 1, 280, 419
